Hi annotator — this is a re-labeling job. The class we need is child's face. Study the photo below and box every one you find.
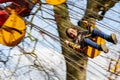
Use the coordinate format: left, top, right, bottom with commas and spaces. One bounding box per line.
82, 20, 88, 26
67, 28, 77, 39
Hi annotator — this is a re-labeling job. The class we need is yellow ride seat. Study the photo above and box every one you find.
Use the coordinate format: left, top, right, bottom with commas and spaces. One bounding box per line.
0, 10, 26, 47
85, 36, 105, 58
46, 0, 66, 5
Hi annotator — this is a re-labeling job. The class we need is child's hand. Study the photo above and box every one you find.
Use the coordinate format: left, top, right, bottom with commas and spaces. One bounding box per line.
64, 40, 70, 45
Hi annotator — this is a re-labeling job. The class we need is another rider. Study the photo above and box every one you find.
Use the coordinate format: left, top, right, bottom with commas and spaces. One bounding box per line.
0, 0, 37, 26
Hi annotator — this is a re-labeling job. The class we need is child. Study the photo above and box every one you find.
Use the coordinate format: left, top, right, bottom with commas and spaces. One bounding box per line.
64, 25, 117, 53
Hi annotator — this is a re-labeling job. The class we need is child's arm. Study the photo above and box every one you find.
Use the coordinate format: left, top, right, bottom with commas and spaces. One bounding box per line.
64, 40, 81, 52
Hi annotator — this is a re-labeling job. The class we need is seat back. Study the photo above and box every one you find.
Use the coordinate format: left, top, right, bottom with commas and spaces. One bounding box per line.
86, 36, 105, 58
